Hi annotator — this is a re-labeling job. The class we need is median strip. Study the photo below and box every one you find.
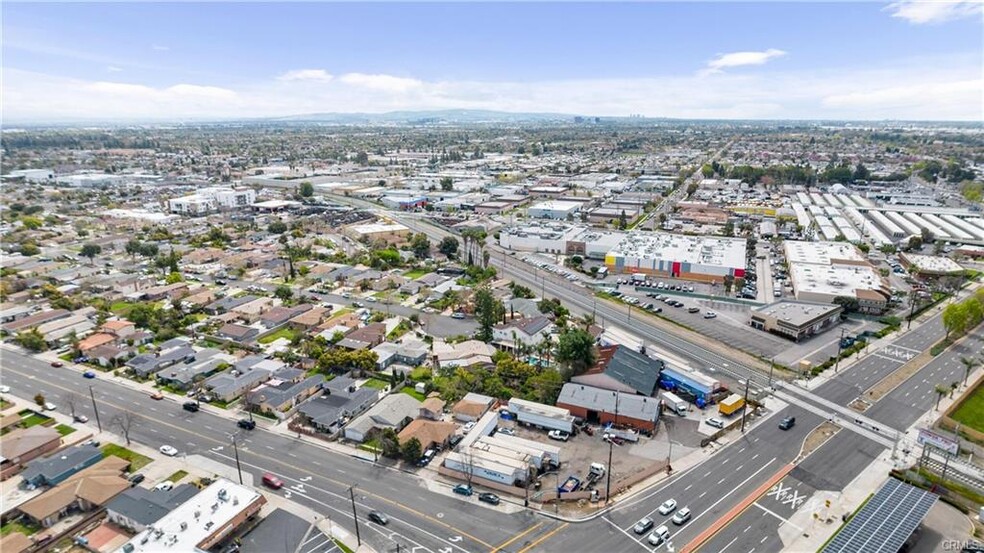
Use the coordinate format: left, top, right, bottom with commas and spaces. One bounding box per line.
680, 463, 795, 553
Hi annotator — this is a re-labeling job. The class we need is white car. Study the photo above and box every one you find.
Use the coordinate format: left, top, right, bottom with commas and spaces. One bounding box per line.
703, 311, 717, 319
707, 417, 726, 429
648, 525, 671, 546
547, 430, 570, 442
153, 481, 174, 492
0, 385, 9, 393
43, 402, 57, 411
657, 498, 677, 515
159, 445, 178, 457
672, 507, 692, 525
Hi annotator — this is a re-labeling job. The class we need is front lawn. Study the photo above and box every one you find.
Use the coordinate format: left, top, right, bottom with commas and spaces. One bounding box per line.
166, 470, 189, 483
404, 268, 431, 280
101, 443, 153, 472
951, 384, 984, 433
0, 398, 11, 410
258, 327, 297, 345
55, 424, 76, 436
362, 378, 389, 390
400, 386, 426, 401
18, 411, 53, 428
0, 519, 40, 537
110, 301, 136, 315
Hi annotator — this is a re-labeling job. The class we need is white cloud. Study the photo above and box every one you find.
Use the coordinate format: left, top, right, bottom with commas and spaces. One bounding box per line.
106, 66, 123, 73
277, 69, 334, 82
152, 44, 170, 51
701, 49, 786, 76
885, 1, 983, 24
339, 73, 423, 92
2, 56, 981, 122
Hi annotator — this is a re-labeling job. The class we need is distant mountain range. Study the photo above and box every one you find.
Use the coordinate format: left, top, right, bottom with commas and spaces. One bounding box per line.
264, 109, 582, 124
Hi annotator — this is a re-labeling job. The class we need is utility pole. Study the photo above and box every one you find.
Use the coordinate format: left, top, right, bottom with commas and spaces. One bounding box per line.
232, 437, 243, 485
740, 378, 751, 433
88, 386, 102, 433
907, 294, 919, 330
768, 357, 776, 388
834, 328, 847, 372
349, 486, 362, 547
605, 391, 619, 504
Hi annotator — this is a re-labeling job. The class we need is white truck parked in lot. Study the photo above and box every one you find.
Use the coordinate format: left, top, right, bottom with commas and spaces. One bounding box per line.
661, 391, 688, 416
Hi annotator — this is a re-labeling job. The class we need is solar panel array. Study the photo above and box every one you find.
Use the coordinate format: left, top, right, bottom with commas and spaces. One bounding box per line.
822, 478, 938, 553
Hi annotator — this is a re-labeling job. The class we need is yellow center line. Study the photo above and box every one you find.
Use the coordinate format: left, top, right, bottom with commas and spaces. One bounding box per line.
516, 522, 569, 553
490, 521, 545, 553
5, 364, 494, 549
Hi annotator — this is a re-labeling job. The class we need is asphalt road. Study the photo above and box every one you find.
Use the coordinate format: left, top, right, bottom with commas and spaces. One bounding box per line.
0, 349, 559, 553
700, 318, 978, 553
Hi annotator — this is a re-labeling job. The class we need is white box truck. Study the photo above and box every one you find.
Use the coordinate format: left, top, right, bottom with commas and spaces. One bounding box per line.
661, 391, 688, 416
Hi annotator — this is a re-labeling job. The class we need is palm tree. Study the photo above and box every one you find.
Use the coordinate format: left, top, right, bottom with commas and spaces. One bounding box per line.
960, 356, 981, 387
580, 313, 596, 331
934, 384, 950, 410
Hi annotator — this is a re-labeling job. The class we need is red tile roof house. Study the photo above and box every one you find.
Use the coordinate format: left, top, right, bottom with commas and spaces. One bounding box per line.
76, 332, 117, 354
100, 319, 136, 338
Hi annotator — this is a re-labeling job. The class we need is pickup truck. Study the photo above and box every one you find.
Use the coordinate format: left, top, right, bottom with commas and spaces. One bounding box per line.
558, 476, 581, 493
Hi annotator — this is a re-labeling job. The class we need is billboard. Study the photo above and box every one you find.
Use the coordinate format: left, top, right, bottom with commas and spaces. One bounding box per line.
917, 428, 958, 456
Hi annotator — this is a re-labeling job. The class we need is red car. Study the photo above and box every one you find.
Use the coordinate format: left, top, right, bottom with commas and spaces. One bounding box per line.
262, 473, 284, 489
50, 361, 64, 368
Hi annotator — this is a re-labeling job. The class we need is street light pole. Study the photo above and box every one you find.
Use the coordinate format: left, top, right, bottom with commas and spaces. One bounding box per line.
349, 486, 362, 547
232, 437, 243, 485
834, 328, 847, 372
740, 378, 751, 433
88, 385, 102, 433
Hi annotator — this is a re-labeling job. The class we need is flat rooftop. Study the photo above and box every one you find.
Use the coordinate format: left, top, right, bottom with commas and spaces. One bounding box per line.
529, 200, 582, 211
347, 221, 409, 234
900, 253, 965, 274
790, 263, 887, 297
751, 300, 843, 326
607, 232, 746, 269
117, 478, 263, 553
784, 241, 867, 266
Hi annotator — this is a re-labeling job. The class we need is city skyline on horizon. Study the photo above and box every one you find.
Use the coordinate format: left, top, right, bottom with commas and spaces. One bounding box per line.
2, 1, 982, 123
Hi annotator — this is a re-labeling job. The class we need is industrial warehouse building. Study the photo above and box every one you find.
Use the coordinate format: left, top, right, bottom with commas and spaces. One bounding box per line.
784, 241, 891, 314
527, 200, 583, 220
604, 233, 747, 283
557, 384, 661, 432
749, 300, 843, 342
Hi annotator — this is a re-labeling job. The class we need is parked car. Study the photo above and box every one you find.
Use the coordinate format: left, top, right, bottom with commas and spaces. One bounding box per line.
237, 418, 256, 430
451, 312, 466, 319
74, 414, 89, 423
657, 498, 678, 515
153, 481, 174, 492
687, 307, 700, 314
633, 517, 655, 534
368, 511, 389, 525
547, 430, 570, 442
159, 445, 178, 456
703, 311, 717, 319
128, 473, 145, 486
453, 484, 473, 496
262, 473, 284, 489
43, 402, 57, 411
707, 417, 725, 429
83, 371, 97, 379
50, 361, 64, 368
0, 385, 9, 393
478, 492, 500, 505
779, 416, 796, 430
496, 427, 515, 436
150, 391, 164, 400
672, 507, 692, 525
182, 402, 200, 413
417, 449, 436, 467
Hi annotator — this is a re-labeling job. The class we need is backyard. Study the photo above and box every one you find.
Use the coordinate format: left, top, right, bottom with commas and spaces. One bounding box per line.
258, 327, 298, 345
101, 443, 153, 472
403, 268, 431, 280
362, 378, 390, 390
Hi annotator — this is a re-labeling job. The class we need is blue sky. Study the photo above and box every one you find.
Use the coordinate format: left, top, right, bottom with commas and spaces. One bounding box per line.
3, 1, 982, 121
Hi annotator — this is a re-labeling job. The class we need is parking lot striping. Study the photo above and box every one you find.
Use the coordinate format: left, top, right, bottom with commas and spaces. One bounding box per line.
515, 523, 571, 553
678, 459, 784, 553
3, 363, 491, 552
489, 521, 544, 553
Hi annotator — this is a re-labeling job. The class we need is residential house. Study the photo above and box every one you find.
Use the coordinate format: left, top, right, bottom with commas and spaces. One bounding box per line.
344, 393, 421, 443
139, 282, 190, 301
451, 392, 496, 422
337, 323, 386, 350
36, 314, 95, 345
492, 316, 553, 350
20, 443, 104, 488
419, 397, 446, 420
397, 419, 456, 451
504, 298, 543, 319
17, 456, 129, 527
371, 274, 408, 292
0, 532, 32, 553
371, 341, 429, 370
296, 376, 378, 435
288, 306, 330, 332
0, 426, 61, 481
87, 344, 130, 367
100, 319, 136, 338
259, 304, 312, 329
205, 294, 259, 315
231, 297, 276, 324
76, 332, 116, 354
155, 350, 231, 390
433, 340, 496, 370
105, 484, 199, 532
1, 309, 70, 334
126, 342, 196, 378
0, 303, 38, 324
571, 345, 665, 397
182, 288, 216, 309
217, 323, 260, 343
206, 365, 274, 403
247, 374, 325, 417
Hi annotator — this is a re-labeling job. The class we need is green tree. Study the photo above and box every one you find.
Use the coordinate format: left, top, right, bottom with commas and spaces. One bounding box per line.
907, 236, 922, 251
942, 302, 970, 339
274, 285, 294, 303
617, 210, 628, 230
165, 271, 183, 284
833, 296, 860, 314
80, 243, 102, 264
268, 220, 288, 234
438, 236, 459, 259
410, 233, 431, 259
34, 393, 46, 407
17, 329, 47, 352
960, 356, 980, 387
20, 242, 40, 256
555, 328, 596, 378
440, 177, 454, 191
933, 383, 949, 410
379, 428, 401, 458
401, 437, 423, 464
299, 181, 314, 197
474, 286, 504, 342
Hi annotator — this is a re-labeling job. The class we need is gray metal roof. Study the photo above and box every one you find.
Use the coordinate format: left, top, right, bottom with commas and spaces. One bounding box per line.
602, 346, 664, 396
822, 478, 937, 553
105, 484, 199, 526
